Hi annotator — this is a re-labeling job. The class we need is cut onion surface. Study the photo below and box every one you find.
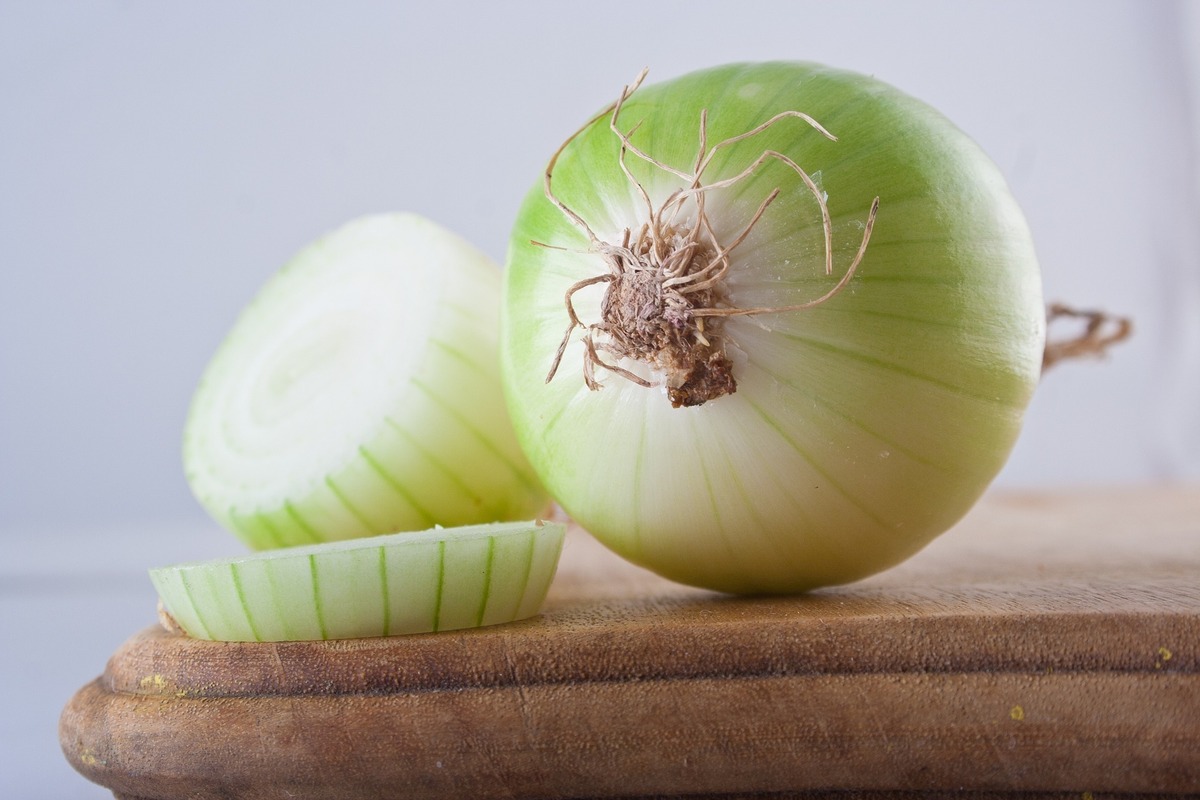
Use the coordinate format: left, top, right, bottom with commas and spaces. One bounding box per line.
150, 520, 565, 641
183, 213, 548, 550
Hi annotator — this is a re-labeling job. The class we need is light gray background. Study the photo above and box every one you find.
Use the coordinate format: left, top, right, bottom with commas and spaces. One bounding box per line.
3, 1, 1198, 796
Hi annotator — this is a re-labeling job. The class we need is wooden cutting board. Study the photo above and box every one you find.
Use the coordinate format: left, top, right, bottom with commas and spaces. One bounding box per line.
60, 487, 1199, 799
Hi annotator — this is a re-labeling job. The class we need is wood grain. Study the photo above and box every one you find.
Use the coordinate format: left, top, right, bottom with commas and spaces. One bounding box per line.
60, 487, 1200, 799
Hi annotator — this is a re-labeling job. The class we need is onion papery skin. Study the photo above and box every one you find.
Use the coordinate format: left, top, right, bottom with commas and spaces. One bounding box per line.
500, 62, 1044, 594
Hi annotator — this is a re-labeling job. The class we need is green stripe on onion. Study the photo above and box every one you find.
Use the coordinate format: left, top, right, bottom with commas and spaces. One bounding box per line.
151, 520, 565, 641
184, 213, 549, 550
500, 62, 1044, 594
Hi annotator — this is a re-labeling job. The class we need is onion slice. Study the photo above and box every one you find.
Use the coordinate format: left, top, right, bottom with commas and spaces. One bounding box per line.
150, 520, 565, 641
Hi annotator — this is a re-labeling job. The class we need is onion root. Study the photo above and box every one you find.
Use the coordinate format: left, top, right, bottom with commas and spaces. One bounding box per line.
542, 69, 879, 408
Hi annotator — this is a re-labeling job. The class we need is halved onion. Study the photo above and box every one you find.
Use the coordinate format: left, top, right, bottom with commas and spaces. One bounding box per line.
184, 213, 548, 550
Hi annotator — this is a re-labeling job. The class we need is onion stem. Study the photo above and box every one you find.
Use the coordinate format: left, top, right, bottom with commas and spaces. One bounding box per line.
1042, 303, 1132, 371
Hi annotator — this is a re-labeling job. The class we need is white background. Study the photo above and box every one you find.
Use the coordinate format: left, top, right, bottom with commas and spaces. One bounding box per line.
2, 1, 1198, 796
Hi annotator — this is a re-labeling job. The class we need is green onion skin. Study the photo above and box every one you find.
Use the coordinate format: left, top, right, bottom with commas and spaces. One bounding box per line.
184, 214, 549, 550
500, 62, 1044, 594
150, 520, 565, 641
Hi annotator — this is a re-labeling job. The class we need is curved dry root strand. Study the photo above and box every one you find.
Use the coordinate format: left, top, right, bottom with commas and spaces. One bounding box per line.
1042, 303, 1133, 371
546, 274, 613, 384
695, 196, 879, 319
542, 69, 879, 407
